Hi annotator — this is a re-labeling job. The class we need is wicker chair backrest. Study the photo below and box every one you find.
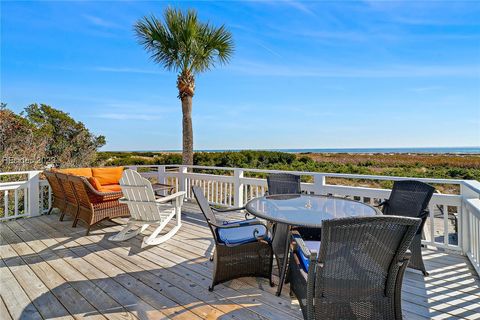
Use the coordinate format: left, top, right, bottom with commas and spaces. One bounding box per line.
44, 171, 64, 200
267, 173, 301, 195
384, 180, 435, 218
56, 173, 77, 205
314, 216, 420, 318
67, 175, 92, 209
192, 186, 220, 243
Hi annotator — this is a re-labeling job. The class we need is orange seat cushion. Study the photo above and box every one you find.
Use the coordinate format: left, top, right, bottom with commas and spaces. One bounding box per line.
92, 167, 124, 185
58, 168, 93, 177
99, 184, 122, 192
88, 177, 103, 191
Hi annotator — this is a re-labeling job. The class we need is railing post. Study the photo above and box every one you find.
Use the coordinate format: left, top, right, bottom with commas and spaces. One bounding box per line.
234, 168, 244, 207
178, 166, 188, 194
27, 171, 41, 217
460, 183, 478, 254
313, 174, 326, 195
157, 165, 166, 185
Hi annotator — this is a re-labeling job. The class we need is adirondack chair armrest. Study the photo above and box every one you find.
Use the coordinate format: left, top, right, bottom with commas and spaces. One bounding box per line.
154, 191, 186, 204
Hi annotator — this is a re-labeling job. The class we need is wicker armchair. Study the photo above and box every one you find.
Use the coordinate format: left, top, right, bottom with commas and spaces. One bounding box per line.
44, 171, 66, 215
55, 172, 79, 222
67, 175, 130, 235
192, 186, 273, 291
379, 180, 435, 275
289, 216, 421, 320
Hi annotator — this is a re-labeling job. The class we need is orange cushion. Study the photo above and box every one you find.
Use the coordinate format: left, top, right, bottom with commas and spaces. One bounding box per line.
88, 177, 103, 191
58, 168, 93, 177
92, 167, 124, 185
99, 184, 122, 192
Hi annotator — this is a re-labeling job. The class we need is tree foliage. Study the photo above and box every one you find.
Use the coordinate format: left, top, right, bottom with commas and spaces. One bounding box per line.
0, 103, 106, 171
135, 8, 234, 75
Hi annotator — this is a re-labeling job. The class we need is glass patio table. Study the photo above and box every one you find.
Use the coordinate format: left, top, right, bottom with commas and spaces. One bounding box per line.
245, 194, 380, 295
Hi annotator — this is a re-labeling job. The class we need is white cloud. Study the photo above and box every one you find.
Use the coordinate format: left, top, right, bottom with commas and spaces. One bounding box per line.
227, 61, 480, 78
83, 14, 122, 29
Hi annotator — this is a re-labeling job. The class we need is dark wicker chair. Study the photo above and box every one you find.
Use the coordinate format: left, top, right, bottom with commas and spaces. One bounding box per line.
44, 171, 66, 215
55, 172, 79, 222
289, 216, 421, 320
267, 173, 302, 195
266, 173, 302, 283
68, 175, 130, 235
379, 180, 435, 275
192, 185, 274, 291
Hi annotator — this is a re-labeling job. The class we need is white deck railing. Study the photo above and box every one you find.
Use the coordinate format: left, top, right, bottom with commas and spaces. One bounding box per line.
1, 165, 479, 275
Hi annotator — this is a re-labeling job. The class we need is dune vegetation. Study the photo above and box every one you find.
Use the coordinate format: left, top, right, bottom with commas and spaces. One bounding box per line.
96, 150, 480, 194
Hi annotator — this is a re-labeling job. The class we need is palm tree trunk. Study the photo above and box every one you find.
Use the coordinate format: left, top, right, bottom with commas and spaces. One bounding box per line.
181, 96, 193, 165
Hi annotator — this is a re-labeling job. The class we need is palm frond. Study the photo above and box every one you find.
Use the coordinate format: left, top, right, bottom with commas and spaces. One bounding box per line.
134, 7, 234, 74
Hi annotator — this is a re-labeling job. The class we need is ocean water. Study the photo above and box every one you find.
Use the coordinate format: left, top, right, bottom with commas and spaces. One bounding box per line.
131, 147, 480, 154
271, 147, 480, 154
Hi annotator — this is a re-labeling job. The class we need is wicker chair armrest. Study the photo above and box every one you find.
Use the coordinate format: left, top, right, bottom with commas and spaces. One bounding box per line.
290, 230, 318, 262
211, 206, 246, 213
211, 205, 255, 220
419, 209, 429, 220
398, 249, 412, 266
375, 200, 389, 208
154, 191, 186, 204
81, 178, 123, 202
213, 219, 267, 229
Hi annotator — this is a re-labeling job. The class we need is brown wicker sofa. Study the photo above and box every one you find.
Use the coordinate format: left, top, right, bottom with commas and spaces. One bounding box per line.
44, 167, 130, 235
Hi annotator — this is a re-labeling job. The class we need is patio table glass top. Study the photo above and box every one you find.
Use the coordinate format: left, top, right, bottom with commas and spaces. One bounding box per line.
245, 194, 380, 227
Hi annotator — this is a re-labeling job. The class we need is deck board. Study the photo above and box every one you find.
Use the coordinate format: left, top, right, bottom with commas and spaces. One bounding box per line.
0, 202, 479, 320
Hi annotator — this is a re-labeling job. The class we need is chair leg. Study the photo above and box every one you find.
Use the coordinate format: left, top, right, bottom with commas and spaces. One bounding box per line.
59, 212, 66, 221
209, 278, 215, 291
47, 207, 53, 215
72, 218, 78, 227
409, 235, 429, 276
209, 247, 215, 261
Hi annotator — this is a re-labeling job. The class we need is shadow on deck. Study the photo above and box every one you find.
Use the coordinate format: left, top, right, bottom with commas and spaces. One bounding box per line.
0, 202, 478, 320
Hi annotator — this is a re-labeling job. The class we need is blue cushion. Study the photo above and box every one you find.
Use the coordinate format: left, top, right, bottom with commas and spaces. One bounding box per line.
217, 222, 268, 245
294, 237, 321, 272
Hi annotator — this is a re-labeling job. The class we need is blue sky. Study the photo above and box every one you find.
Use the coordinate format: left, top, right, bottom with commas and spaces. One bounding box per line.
1, 1, 479, 151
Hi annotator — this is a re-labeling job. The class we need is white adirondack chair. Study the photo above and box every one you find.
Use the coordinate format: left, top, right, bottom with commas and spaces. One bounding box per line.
108, 169, 186, 246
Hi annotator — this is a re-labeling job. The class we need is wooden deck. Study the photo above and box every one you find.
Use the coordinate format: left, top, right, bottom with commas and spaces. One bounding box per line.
0, 202, 479, 320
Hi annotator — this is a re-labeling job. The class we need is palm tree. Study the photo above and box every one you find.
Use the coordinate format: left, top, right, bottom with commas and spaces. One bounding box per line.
135, 8, 234, 165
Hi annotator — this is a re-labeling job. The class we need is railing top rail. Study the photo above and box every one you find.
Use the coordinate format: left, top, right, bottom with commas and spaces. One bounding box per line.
0, 170, 42, 176
463, 180, 480, 195
2, 167, 473, 187
161, 165, 468, 185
